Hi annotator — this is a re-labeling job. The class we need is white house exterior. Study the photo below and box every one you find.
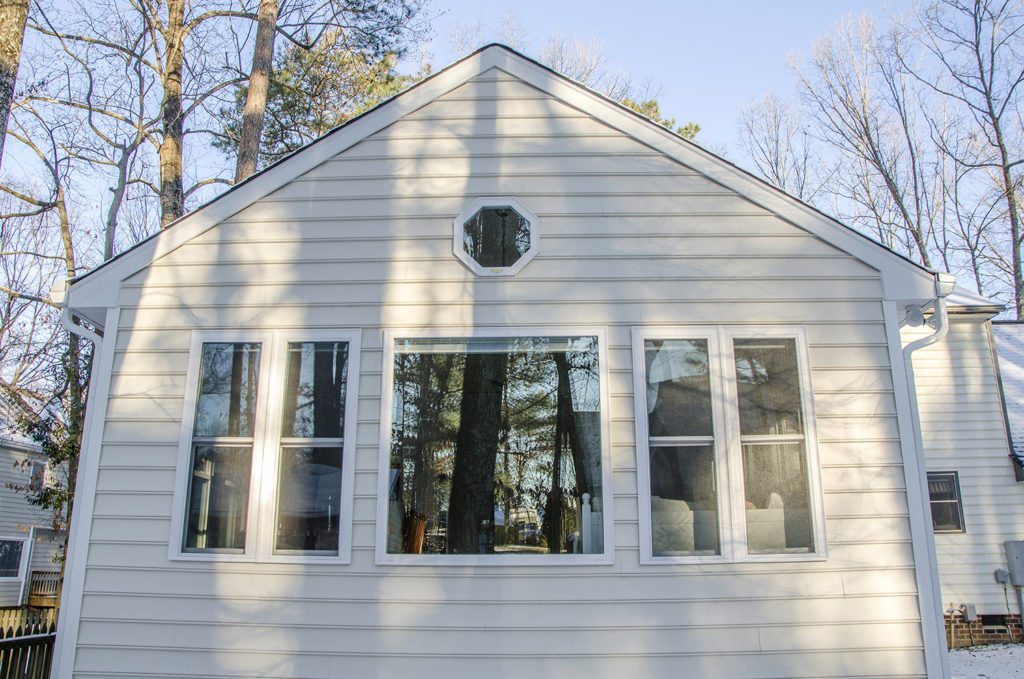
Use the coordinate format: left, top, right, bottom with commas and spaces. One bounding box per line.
54, 45, 957, 679
0, 433, 63, 608
904, 296, 1024, 647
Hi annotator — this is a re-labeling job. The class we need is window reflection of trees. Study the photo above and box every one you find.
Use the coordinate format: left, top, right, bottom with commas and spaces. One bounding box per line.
461, 207, 531, 268
389, 337, 603, 555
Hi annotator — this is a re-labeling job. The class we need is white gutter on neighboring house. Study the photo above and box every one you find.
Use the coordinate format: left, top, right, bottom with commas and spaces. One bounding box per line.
900, 271, 957, 679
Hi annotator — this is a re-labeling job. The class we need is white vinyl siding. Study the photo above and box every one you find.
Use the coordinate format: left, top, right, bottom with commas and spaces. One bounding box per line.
71, 68, 927, 678
907, 318, 1023, 615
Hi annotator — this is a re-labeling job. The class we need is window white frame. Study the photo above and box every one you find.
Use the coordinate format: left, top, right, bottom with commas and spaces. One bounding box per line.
926, 471, 966, 534
376, 326, 615, 566
632, 326, 828, 564
0, 536, 29, 581
169, 329, 361, 564
453, 197, 540, 276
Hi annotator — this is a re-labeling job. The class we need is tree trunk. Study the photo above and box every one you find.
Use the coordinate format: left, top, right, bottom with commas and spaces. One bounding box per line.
234, 0, 279, 182
447, 352, 507, 554
159, 0, 186, 227
0, 0, 29, 169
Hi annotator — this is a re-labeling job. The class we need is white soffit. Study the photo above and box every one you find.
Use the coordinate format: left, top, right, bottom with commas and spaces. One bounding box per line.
66, 44, 939, 322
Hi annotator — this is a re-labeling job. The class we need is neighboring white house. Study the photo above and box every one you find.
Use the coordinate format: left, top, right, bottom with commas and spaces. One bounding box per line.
904, 293, 1024, 647
0, 432, 63, 608
54, 45, 960, 679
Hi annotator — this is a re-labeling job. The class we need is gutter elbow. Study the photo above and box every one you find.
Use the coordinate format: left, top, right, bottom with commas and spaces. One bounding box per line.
60, 307, 103, 347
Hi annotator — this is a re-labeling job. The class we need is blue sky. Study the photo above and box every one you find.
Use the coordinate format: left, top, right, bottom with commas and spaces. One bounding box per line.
424, 0, 916, 156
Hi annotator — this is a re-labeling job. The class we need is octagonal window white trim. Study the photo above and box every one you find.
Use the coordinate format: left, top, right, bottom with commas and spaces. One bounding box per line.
453, 197, 539, 276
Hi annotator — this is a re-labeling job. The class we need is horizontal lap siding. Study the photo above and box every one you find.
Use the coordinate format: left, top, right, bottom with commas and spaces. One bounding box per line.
76, 68, 925, 678
0, 446, 53, 606
908, 320, 1024, 615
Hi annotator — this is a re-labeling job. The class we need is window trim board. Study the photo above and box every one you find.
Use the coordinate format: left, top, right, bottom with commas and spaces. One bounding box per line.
374, 326, 616, 566
631, 325, 828, 565
926, 470, 966, 534
168, 329, 362, 564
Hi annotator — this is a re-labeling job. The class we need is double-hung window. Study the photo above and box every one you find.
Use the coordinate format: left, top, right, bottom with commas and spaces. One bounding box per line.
926, 471, 965, 533
172, 330, 360, 562
633, 327, 826, 563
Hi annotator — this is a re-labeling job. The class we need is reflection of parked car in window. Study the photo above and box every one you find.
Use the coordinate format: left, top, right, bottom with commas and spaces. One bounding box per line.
508, 508, 540, 545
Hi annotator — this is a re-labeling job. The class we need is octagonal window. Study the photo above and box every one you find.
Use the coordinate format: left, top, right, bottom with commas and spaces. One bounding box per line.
454, 198, 539, 276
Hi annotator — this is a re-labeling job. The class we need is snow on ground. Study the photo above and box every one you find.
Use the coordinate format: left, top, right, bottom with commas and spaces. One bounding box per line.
950, 644, 1024, 678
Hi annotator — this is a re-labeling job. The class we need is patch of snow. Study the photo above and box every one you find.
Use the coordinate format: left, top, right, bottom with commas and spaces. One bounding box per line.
950, 644, 1024, 678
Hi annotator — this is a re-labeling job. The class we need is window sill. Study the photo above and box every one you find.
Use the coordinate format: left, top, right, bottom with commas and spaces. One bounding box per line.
168, 552, 352, 566
375, 553, 615, 567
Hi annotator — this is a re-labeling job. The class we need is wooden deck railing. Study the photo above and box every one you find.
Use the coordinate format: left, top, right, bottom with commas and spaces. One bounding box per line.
0, 633, 55, 679
26, 572, 60, 609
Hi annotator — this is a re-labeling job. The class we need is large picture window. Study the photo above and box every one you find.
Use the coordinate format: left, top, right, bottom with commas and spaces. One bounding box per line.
380, 333, 609, 562
173, 331, 360, 562
634, 327, 825, 563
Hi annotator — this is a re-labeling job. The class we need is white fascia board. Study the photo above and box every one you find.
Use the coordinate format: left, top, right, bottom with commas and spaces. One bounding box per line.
64, 48, 506, 314
481, 50, 939, 302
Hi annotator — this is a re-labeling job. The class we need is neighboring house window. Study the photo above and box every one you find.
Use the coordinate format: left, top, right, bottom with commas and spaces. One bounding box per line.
380, 333, 609, 563
174, 331, 360, 562
927, 471, 965, 533
29, 461, 47, 492
0, 538, 25, 579
454, 198, 539, 276
634, 327, 826, 563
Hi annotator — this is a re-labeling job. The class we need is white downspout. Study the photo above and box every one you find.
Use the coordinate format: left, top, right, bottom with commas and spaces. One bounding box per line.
53, 302, 105, 679
901, 272, 956, 679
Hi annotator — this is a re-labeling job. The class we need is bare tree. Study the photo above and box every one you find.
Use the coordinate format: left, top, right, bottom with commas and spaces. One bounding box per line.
539, 36, 633, 100
791, 16, 947, 268
737, 93, 826, 202
30, 0, 253, 228
909, 0, 1024, 316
